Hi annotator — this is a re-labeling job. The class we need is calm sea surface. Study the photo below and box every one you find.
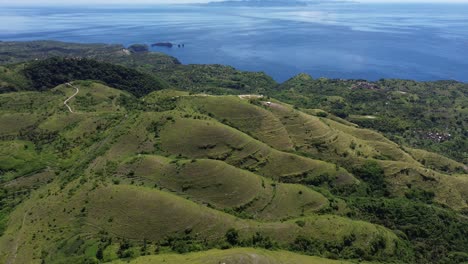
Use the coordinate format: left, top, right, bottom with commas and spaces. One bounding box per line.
1, 4, 468, 82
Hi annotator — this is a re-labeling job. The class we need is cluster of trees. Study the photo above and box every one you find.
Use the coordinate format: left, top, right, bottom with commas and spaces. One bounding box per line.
289, 234, 406, 262
23, 57, 169, 96
351, 160, 389, 197
223, 228, 412, 262
0, 188, 11, 236
347, 197, 468, 263
153, 64, 276, 95
224, 229, 276, 249
326, 161, 468, 263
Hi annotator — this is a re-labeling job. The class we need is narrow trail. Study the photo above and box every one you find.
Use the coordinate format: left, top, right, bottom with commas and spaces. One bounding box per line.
6, 209, 29, 264
64, 82, 79, 113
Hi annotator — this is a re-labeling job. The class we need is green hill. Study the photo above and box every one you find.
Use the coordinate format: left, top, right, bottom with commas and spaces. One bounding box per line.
0, 41, 467, 264
109, 248, 354, 264
116, 155, 329, 221
0, 180, 407, 263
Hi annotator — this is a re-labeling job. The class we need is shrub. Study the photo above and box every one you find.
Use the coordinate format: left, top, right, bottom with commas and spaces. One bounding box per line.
295, 220, 306, 227
225, 228, 240, 246
352, 161, 388, 196
290, 235, 323, 256
405, 188, 435, 203
249, 232, 275, 249
317, 111, 328, 117
95, 247, 103, 260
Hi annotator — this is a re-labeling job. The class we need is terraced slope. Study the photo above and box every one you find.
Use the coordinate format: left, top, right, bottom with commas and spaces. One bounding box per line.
177, 95, 295, 151
158, 94, 468, 210
116, 155, 329, 220
404, 147, 467, 174
158, 117, 355, 185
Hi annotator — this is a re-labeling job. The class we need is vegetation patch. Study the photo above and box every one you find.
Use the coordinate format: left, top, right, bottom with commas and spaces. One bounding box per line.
23, 57, 169, 96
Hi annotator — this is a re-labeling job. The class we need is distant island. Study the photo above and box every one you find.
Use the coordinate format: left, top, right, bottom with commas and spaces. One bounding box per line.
206, 0, 352, 7
207, 0, 308, 7
151, 42, 185, 48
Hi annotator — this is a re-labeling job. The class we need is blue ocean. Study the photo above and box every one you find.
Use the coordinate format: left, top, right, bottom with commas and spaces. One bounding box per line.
1, 3, 468, 82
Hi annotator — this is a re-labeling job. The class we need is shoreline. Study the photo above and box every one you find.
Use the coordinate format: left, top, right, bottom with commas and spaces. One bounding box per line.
0, 39, 466, 84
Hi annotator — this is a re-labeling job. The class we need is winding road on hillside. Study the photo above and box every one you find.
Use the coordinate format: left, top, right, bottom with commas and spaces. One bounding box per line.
7, 83, 79, 263
64, 82, 79, 113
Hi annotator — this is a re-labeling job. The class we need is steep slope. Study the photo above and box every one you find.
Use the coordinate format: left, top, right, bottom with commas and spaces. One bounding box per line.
177, 95, 295, 151
158, 117, 355, 186
115, 155, 329, 221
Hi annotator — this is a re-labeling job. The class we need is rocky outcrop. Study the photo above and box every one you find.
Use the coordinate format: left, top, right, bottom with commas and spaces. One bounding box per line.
127, 44, 149, 53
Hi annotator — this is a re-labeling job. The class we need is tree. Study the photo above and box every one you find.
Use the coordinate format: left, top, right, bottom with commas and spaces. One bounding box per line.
96, 247, 103, 260
225, 228, 239, 246
352, 161, 388, 196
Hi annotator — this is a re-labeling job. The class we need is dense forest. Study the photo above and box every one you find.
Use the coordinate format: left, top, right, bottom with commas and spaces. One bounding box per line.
22, 57, 169, 96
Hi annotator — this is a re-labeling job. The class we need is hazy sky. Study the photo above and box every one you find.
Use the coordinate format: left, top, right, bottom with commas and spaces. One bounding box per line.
1, 0, 468, 5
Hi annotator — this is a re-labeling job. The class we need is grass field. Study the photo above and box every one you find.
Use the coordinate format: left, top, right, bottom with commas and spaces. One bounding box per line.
109, 248, 354, 264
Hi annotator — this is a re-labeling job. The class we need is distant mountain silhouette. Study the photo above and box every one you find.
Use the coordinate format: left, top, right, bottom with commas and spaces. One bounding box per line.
207, 0, 309, 7
206, 0, 352, 7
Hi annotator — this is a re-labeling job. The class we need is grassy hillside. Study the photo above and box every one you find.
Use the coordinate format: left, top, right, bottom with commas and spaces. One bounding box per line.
0, 84, 465, 263
109, 248, 354, 264
176, 95, 295, 151
0, 42, 467, 264
158, 117, 354, 185
161, 94, 468, 211
116, 155, 329, 221
404, 147, 467, 174
0, 178, 408, 263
